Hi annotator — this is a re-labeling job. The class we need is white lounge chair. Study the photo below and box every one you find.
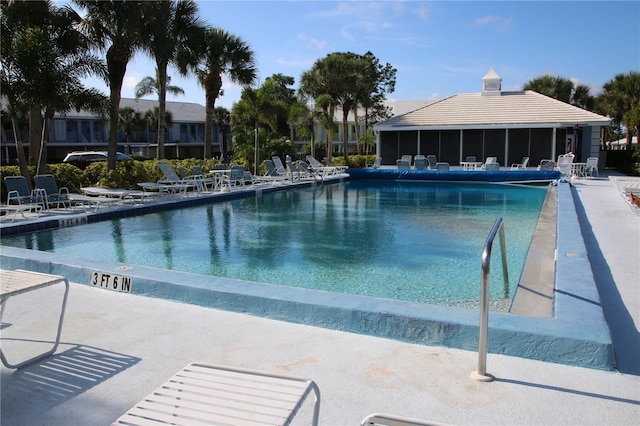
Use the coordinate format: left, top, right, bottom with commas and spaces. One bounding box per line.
556, 154, 575, 178
157, 162, 202, 194
481, 157, 498, 170
585, 157, 599, 177
435, 162, 450, 170
306, 155, 345, 175
538, 159, 555, 170
369, 157, 382, 169
511, 157, 529, 170
397, 159, 411, 170
221, 164, 246, 190
426, 155, 438, 169
414, 157, 428, 170
113, 362, 321, 426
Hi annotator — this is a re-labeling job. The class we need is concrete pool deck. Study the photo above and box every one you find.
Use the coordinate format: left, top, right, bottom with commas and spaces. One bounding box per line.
1, 172, 639, 425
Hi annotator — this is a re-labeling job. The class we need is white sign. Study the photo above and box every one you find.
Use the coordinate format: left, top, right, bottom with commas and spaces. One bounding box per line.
90, 271, 132, 292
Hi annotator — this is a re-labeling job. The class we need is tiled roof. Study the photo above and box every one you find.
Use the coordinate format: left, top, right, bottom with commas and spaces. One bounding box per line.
375, 90, 610, 130
55, 98, 206, 122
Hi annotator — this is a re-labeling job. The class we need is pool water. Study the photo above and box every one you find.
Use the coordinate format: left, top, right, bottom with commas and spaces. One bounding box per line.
1, 181, 547, 311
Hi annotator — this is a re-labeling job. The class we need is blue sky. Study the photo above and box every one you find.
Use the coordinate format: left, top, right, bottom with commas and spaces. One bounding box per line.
82, 1, 640, 109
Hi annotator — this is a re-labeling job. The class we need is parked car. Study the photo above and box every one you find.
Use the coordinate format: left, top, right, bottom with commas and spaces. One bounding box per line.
63, 151, 133, 163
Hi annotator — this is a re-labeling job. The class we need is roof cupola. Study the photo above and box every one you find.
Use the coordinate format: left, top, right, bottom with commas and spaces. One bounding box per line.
481, 67, 502, 96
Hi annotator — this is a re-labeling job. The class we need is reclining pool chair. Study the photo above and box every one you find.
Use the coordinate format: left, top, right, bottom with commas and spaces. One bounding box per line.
157, 162, 201, 194
511, 157, 529, 170
4, 176, 45, 208
426, 155, 438, 169
585, 157, 599, 177
113, 362, 320, 426
34, 174, 72, 209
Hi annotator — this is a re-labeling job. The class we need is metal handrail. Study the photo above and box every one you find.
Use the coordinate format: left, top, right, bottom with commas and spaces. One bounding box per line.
471, 217, 508, 382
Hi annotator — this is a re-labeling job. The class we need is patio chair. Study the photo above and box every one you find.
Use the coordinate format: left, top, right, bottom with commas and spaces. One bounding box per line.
511, 157, 529, 170
4, 176, 45, 210
556, 154, 574, 178
157, 162, 201, 194
585, 157, 599, 177
221, 164, 246, 190
113, 362, 320, 426
295, 161, 323, 181
369, 157, 382, 169
401, 154, 413, 166
397, 159, 411, 170
414, 157, 428, 170
190, 165, 217, 191
361, 413, 447, 426
426, 155, 438, 170
465, 156, 477, 163
484, 163, 499, 171
306, 155, 345, 175
33, 174, 72, 210
481, 157, 498, 169
272, 156, 290, 175
538, 159, 555, 171
264, 159, 286, 177
435, 162, 450, 170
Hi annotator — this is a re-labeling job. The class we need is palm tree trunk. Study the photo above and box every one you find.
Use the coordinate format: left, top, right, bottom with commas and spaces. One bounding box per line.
28, 107, 41, 167
157, 62, 168, 160
11, 117, 31, 190
341, 107, 350, 163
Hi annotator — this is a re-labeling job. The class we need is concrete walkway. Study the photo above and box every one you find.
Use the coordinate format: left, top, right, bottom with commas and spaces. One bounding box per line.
1, 172, 639, 425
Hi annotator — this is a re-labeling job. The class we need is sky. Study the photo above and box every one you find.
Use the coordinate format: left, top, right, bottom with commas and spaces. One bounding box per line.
80, 1, 640, 110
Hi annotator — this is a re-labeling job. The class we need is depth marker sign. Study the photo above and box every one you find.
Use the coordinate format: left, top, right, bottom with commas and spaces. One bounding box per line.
90, 271, 132, 292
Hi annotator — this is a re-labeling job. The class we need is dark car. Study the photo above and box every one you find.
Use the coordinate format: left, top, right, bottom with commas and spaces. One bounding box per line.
63, 151, 133, 163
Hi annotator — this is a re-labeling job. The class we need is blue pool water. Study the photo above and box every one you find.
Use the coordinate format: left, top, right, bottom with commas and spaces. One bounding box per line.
1, 181, 547, 311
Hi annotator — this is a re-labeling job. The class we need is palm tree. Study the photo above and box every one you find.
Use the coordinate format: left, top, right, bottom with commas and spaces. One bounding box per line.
178, 27, 257, 159
135, 72, 185, 100
138, 0, 203, 160
74, 0, 145, 170
212, 106, 230, 164
119, 106, 144, 143
523, 75, 593, 109
598, 71, 640, 148
2, 0, 107, 176
144, 107, 173, 139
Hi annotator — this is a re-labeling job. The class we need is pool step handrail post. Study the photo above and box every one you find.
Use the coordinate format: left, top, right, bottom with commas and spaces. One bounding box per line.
471, 216, 508, 382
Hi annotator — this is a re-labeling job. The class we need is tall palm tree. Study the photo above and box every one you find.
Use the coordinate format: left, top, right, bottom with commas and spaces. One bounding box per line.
523, 75, 593, 109
2, 0, 107, 176
212, 106, 230, 164
135, 72, 185, 100
139, 0, 203, 159
598, 71, 640, 148
74, 0, 145, 170
178, 27, 257, 159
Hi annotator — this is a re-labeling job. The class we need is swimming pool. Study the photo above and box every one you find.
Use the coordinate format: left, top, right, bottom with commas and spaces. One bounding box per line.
0, 180, 546, 311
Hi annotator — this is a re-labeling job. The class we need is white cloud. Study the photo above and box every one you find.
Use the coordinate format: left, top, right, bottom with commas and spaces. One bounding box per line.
475, 15, 513, 31
297, 33, 326, 51
413, 6, 430, 22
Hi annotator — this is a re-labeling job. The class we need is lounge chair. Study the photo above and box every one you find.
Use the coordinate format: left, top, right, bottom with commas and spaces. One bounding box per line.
157, 162, 201, 194
306, 155, 347, 174
435, 162, 450, 170
113, 362, 320, 426
465, 156, 477, 163
585, 157, 599, 177
361, 413, 447, 426
4, 176, 45, 211
481, 157, 498, 170
511, 157, 529, 170
538, 159, 555, 170
34, 174, 73, 210
397, 159, 411, 170
369, 157, 382, 169
484, 163, 499, 171
265, 159, 288, 177
190, 165, 217, 191
414, 157, 428, 170
221, 164, 246, 190
556, 154, 574, 178
295, 161, 323, 181
426, 155, 438, 170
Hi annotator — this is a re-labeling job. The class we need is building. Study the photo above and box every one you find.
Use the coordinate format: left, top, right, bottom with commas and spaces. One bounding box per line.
1, 98, 221, 163
373, 68, 611, 167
